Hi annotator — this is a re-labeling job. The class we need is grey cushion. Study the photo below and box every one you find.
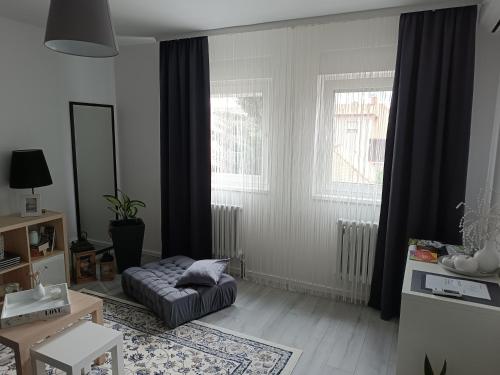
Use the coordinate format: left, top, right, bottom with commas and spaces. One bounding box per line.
121, 255, 237, 328
175, 259, 229, 287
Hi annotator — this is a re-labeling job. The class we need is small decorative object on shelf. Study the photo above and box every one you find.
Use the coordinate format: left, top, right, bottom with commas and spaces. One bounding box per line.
100, 251, 115, 281
30, 241, 49, 258
28, 225, 57, 258
456, 190, 500, 273
29, 230, 39, 246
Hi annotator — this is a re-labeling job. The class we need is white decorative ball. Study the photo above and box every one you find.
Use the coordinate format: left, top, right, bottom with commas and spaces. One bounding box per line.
454, 255, 478, 273
442, 256, 455, 268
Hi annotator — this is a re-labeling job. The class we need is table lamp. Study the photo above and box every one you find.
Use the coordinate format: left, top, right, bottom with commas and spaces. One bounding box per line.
10, 150, 53, 217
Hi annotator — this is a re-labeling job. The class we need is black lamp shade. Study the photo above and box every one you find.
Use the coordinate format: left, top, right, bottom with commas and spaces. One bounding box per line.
10, 150, 53, 189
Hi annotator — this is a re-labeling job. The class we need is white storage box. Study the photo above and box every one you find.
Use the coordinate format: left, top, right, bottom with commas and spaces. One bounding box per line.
1, 283, 70, 328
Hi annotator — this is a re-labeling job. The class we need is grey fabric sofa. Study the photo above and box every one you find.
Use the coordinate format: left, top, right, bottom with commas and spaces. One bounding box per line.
121, 255, 237, 328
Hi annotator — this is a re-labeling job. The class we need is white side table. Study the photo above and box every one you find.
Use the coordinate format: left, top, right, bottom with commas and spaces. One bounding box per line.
397, 252, 500, 375
30, 320, 124, 375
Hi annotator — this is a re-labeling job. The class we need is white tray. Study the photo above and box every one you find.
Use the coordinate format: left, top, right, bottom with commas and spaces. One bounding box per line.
1, 283, 71, 328
438, 256, 499, 278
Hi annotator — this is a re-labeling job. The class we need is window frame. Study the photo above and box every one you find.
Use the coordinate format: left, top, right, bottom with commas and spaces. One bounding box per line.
210, 78, 271, 192
312, 71, 394, 203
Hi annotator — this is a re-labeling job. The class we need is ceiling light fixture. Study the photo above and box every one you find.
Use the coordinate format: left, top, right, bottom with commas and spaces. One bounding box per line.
44, 0, 118, 58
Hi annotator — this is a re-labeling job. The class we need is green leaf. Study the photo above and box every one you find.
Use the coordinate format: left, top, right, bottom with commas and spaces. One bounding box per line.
440, 361, 447, 375
425, 355, 434, 375
104, 189, 143, 220
121, 191, 131, 205
103, 195, 120, 207
130, 200, 146, 208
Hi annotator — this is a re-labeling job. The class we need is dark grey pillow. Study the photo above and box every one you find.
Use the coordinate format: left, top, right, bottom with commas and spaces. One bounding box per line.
175, 259, 229, 287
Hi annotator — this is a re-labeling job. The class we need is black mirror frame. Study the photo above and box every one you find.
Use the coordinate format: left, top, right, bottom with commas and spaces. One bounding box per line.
69, 101, 118, 240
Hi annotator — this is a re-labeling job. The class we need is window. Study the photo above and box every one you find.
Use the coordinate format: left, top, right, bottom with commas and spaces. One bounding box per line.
313, 71, 393, 201
368, 139, 386, 164
211, 79, 270, 191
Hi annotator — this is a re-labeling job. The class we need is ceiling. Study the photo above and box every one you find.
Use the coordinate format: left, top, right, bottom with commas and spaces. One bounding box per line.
0, 0, 469, 39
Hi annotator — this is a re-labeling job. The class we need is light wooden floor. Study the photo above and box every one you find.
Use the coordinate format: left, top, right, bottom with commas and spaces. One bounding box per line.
73, 255, 398, 375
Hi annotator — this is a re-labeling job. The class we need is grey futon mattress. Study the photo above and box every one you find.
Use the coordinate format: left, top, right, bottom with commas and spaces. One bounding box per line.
121, 255, 237, 328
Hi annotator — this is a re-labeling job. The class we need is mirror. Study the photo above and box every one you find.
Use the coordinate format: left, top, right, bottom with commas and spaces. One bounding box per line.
69, 102, 117, 248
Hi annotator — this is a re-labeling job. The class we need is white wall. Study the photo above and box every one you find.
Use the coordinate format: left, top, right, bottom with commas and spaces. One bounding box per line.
114, 43, 161, 254
466, 27, 500, 204
0, 16, 116, 240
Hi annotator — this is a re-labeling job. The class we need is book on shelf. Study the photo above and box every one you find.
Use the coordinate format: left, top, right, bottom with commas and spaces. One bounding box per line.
0, 252, 21, 270
43, 225, 56, 251
41, 225, 56, 251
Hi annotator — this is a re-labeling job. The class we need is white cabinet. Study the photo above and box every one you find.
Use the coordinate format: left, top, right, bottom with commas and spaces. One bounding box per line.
397, 253, 500, 375
31, 252, 66, 286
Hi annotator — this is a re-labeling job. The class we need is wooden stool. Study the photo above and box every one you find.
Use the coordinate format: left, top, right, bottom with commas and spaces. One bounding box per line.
30, 320, 124, 375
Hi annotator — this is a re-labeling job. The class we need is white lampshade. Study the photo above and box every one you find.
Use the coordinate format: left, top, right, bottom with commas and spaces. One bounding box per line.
44, 0, 118, 58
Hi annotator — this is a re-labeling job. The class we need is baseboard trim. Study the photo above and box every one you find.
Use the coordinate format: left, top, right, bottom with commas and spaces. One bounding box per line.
245, 270, 345, 299
142, 248, 161, 258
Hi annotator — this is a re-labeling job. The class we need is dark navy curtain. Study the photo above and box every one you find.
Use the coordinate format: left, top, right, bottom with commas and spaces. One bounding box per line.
369, 6, 477, 320
160, 36, 212, 259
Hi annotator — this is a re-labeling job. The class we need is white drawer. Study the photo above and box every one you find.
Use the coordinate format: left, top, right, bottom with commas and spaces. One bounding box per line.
31, 253, 66, 286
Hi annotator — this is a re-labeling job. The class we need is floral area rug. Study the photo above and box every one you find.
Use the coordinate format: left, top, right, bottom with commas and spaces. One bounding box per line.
0, 290, 301, 374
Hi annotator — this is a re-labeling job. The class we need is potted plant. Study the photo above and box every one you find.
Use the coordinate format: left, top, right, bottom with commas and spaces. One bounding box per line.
103, 190, 146, 273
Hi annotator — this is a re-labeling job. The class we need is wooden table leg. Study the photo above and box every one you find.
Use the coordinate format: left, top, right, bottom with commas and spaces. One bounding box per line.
91, 301, 106, 365
14, 343, 32, 375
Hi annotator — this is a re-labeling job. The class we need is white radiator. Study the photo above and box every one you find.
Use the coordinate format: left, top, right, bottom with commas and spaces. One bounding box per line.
211, 204, 244, 276
336, 219, 378, 304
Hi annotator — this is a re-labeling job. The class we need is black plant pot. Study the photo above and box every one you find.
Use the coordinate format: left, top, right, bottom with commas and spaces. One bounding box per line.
109, 218, 145, 273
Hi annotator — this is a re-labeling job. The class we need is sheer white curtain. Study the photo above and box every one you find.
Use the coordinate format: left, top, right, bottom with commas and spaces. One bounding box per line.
209, 16, 398, 296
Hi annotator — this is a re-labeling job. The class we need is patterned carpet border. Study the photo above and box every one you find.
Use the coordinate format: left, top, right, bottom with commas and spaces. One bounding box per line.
81, 289, 302, 375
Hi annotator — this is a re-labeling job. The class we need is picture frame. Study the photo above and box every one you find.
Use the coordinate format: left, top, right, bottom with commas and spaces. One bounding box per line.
20, 194, 41, 217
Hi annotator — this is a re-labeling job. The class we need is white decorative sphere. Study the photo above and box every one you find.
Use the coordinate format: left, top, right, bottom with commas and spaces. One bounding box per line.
474, 243, 500, 273
454, 255, 478, 273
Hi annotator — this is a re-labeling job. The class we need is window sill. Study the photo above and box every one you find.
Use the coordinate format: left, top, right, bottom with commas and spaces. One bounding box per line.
312, 193, 381, 205
212, 185, 270, 194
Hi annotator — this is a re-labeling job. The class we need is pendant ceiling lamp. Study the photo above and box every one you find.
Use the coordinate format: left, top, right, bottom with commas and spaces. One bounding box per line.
44, 0, 118, 58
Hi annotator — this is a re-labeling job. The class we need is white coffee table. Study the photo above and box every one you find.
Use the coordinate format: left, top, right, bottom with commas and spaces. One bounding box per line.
0, 290, 105, 375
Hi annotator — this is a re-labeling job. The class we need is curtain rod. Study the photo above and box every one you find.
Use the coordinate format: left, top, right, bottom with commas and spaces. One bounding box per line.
155, 0, 480, 41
